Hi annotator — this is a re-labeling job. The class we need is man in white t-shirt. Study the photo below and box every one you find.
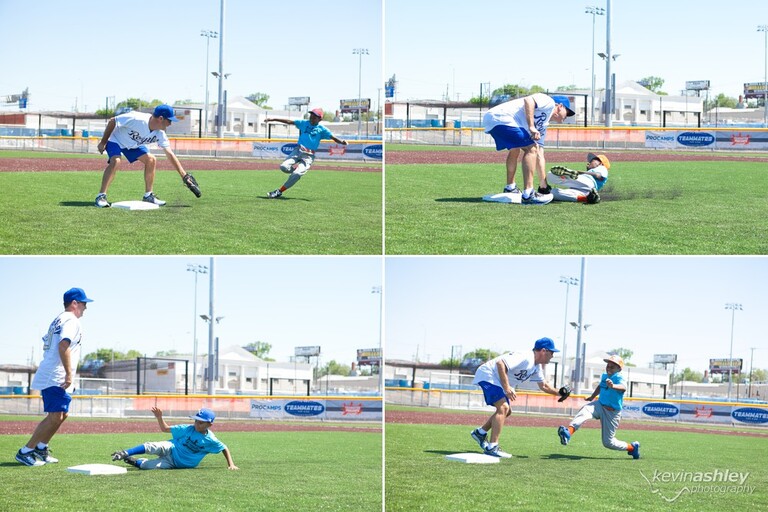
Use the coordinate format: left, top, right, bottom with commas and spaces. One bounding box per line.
483, 94, 575, 205
470, 337, 563, 457
95, 104, 201, 208
15, 288, 94, 466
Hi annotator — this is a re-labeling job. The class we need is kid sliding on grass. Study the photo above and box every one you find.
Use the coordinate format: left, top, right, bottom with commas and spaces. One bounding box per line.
111, 407, 238, 470
557, 354, 640, 459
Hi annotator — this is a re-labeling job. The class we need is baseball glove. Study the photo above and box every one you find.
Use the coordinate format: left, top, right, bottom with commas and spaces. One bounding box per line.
557, 385, 572, 402
183, 173, 202, 198
550, 166, 581, 180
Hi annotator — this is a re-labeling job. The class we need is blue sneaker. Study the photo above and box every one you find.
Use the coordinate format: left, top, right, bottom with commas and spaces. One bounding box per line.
16, 449, 45, 467
484, 444, 512, 458
521, 191, 553, 205
470, 429, 487, 449
33, 447, 58, 464
629, 441, 640, 459
558, 426, 571, 446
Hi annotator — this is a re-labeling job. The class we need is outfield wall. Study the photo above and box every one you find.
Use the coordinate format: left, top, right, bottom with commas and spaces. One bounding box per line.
0, 395, 382, 422
385, 126, 768, 151
0, 136, 382, 161
385, 388, 768, 428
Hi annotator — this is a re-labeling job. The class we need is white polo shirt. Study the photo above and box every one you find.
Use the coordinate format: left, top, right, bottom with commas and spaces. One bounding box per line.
109, 112, 170, 149
472, 352, 544, 389
31, 311, 83, 392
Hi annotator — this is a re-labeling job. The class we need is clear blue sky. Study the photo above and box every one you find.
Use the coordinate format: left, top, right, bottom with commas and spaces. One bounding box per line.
386, 257, 768, 375
386, 0, 768, 102
1, 257, 382, 368
0, 0, 382, 114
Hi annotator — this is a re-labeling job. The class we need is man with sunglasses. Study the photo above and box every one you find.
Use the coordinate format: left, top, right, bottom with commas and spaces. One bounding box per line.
94, 104, 201, 208
15, 288, 94, 466
469, 337, 566, 457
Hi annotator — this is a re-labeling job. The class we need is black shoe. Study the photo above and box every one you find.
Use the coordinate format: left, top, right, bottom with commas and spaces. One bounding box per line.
586, 188, 601, 204
538, 185, 552, 195
111, 450, 128, 461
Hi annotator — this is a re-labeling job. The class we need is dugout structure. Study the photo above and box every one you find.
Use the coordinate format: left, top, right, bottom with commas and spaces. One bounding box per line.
135, 357, 189, 395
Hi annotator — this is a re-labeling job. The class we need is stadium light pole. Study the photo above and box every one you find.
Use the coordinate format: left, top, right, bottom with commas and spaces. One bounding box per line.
200, 30, 218, 137
372, 285, 383, 395
215, 0, 226, 138
758, 25, 768, 127
748, 347, 758, 398
725, 302, 742, 401
585, 6, 605, 126
603, 0, 613, 127
206, 257, 216, 395
573, 258, 587, 393
187, 264, 208, 393
353, 48, 369, 139
560, 276, 579, 387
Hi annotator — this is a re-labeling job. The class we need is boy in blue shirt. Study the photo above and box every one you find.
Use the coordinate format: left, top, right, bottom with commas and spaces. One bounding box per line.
265, 108, 347, 198
557, 355, 640, 459
111, 407, 238, 470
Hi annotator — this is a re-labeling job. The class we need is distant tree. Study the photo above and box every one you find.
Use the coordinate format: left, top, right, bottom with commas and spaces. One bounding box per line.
608, 348, 634, 367
464, 349, 500, 363
556, 84, 581, 91
245, 92, 270, 108
439, 357, 461, 367
705, 93, 738, 110
155, 350, 179, 357
315, 360, 351, 378
95, 107, 115, 118
243, 341, 274, 361
750, 368, 768, 382
672, 367, 704, 384
173, 99, 197, 106
83, 348, 142, 361
638, 76, 665, 94
116, 98, 162, 111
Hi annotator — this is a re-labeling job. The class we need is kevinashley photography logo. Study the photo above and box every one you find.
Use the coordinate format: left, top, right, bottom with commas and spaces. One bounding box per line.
639, 468, 755, 503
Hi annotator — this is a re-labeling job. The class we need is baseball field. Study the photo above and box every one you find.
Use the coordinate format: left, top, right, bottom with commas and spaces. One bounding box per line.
0, 150, 382, 255
385, 405, 768, 511
385, 145, 768, 255
0, 415, 382, 512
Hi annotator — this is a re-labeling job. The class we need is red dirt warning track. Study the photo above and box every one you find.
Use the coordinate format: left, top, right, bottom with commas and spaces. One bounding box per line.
0, 419, 380, 435
0, 157, 380, 173
386, 408, 768, 438
386, 148, 768, 165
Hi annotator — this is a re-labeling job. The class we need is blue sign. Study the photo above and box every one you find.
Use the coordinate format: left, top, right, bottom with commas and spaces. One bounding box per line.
385, 85, 395, 98
732, 407, 768, 424
281, 143, 298, 156
642, 402, 679, 418
362, 144, 383, 160
285, 401, 325, 417
677, 132, 715, 147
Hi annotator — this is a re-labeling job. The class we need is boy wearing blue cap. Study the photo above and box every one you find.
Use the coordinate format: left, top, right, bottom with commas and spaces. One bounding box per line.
15, 288, 94, 466
95, 104, 201, 207
470, 337, 570, 457
111, 406, 238, 470
482, 93, 575, 205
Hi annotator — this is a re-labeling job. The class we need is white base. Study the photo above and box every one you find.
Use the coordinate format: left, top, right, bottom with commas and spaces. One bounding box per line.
67, 463, 128, 475
445, 452, 500, 464
111, 200, 160, 211
482, 192, 522, 204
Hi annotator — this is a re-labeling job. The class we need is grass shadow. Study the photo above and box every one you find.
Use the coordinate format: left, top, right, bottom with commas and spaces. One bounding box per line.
434, 198, 486, 203
59, 201, 95, 207
542, 453, 616, 460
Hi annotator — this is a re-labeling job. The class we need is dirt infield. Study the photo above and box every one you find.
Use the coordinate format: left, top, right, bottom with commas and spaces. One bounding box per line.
386, 148, 768, 165
386, 408, 768, 438
0, 419, 380, 436
0, 156, 380, 173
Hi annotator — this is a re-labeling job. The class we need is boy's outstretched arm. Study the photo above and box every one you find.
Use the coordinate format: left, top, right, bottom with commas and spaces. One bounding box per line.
151, 407, 171, 433
222, 447, 239, 470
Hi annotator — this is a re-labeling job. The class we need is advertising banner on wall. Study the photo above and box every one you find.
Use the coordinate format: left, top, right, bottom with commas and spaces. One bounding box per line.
645, 131, 768, 150
252, 141, 382, 161
621, 400, 768, 427
249, 398, 382, 421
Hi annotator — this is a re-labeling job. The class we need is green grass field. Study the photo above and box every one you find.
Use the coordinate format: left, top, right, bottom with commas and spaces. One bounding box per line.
385, 422, 768, 512
1, 428, 382, 511
0, 152, 382, 255
385, 151, 768, 255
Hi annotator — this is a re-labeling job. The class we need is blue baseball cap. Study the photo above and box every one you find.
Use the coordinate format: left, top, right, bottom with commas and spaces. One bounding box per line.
63, 287, 94, 304
550, 95, 575, 117
533, 337, 560, 352
190, 408, 215, 423
153, 104, 179, 122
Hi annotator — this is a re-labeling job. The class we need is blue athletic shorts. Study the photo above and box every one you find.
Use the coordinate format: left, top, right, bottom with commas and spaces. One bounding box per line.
41, 386, 72, 413
106, 141, 149, 163
488, 125, 538, 151
476, 381, 508, 406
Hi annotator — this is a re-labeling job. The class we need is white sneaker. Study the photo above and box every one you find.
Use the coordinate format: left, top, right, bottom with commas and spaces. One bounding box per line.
503, 183, 521, 194
95, 193, 110, 208
142, 192, 166, 206
521, 191, 553, 205
33, 447, 58, 464
484, 444, 513, 458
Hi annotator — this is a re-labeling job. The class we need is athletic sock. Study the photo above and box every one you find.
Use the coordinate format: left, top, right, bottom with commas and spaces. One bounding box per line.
279, 186, 287, 192
20, 446, 34, 454
477, 428, 487, 436
523, 188, 534, 198
36, 443, 47, 450
125, 445, 146, 456
568, 426, 575, 435
486, 442, 498, 449
143, 192, 153, 198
